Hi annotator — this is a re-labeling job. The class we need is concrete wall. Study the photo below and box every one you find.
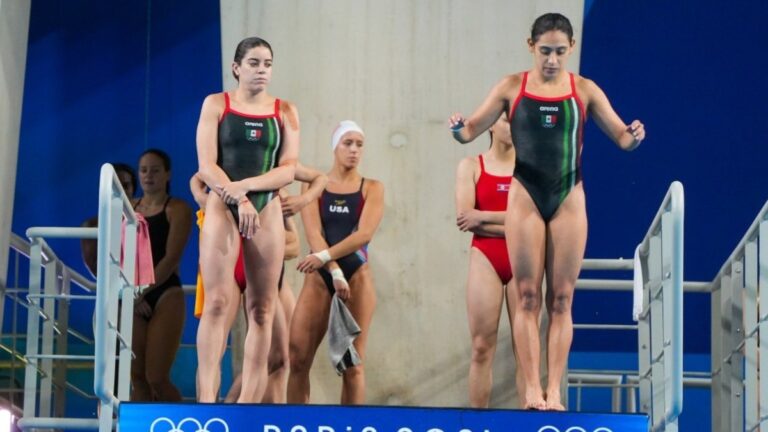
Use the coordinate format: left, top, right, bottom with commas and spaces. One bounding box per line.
220, 0, 583, 407
0, 0, 30, 329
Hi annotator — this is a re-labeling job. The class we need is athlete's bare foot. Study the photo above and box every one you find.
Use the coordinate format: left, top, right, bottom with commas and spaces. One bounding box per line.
544, 390, 566, 411
523, 389, 546, 410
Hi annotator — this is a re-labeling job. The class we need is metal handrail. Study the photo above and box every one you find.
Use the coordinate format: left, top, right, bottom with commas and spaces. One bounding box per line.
636, 181, 684, 431
14, 163, 138, 432
663, 182, 685, 428
710, 200, 768, 287
93, 163, 138, 416
9, 233, 96, 292
709, 198, 768, 431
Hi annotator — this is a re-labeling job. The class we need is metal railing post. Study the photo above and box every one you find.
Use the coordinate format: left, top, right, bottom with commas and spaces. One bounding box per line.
729, 260, 745, 432
54, 270, 72, 418
649, 234, 665, 428
39, 257, 58, 420
22, 238, 42, 420
744, 238, 759, 431
759, 219, 768, 431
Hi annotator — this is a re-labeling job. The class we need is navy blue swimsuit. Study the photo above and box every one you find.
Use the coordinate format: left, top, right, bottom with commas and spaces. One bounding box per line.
317, 179, 368, 293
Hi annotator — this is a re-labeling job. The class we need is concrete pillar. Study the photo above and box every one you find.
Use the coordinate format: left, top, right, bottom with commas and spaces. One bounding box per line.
0, 0, 31, 332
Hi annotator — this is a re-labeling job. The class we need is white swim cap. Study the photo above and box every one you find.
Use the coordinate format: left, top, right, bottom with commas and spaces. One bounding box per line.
331, 120, 364, 150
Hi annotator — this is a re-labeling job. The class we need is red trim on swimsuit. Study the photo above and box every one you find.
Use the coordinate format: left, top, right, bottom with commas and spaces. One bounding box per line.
221, 92, 283, 123
233, 243, 246, 292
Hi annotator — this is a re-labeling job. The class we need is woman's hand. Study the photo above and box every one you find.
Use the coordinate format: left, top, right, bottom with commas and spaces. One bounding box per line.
448, 113, 466, 131
457, 209, 483, 231
134, 297, 152, 319
296, 254, 324, 273
333, 276, 351, 301
627, 120, 645, 143
214, 181, 250, 205
238, 199, 260, 239
281, 194, 308, 217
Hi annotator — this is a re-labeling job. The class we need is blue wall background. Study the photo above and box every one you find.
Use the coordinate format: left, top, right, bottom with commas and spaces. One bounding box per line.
12, 0, 221, 414
14, 0, 221, 298
10, 0, 768, 428
573, 0, 768, 355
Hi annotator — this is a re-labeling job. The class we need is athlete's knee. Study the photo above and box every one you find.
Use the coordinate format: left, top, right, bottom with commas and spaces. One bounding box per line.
131, 368, 147, 384
471, 335, 496, 364
267, 346, 286, 374
289, 343, 311, 374
244, 297, 274, 326
145, 369, 172, 392
203, 290, 233, 318
516, 282, 542, 312
342, 364, 365, 383
270, 359, 289, 377
547, 291, 573, 315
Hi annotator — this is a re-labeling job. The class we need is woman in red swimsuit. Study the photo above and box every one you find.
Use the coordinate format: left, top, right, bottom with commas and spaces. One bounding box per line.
455, 114, 516, 408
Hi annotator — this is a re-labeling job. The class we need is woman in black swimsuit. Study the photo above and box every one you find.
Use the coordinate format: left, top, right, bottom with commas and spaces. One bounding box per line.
131, 148, 192, 401
449, 14, 644, 410
195, 37, 300, 403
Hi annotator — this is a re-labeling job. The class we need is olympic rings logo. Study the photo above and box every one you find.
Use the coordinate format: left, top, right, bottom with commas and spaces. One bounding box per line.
149, 417, 230, 432
537, 427, 613, 432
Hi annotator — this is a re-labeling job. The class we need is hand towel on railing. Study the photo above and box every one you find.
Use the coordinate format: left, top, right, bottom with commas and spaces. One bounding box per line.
328, 294, 362, 375
633, 244, 643, 321
121, 213, 155, 287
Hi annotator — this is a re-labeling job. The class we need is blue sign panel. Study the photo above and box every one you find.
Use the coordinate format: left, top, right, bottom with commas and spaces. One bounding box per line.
120, 403, 648, 432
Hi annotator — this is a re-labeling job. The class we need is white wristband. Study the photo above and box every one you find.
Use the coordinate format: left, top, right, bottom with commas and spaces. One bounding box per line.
330, 268, 346, 281
313, 249, 332, 265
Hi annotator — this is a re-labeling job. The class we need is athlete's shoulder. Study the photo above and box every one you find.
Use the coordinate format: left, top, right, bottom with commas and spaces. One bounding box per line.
494, 73, 525, 100
497, 72, 524, 90
166, 197, 193, 218
278, 98, 299, 114
506, 72, 526, 85
201, 92, 226, 116
277, 99, 300, 131
457, 155, 480, 174
363, 178, 384, 197
203, 92, 226, 107
573, 74, 600, 94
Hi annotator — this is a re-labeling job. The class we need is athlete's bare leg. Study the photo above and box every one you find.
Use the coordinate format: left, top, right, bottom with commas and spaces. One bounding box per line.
340, 266, 376, 405
505, 181, 547, 410
197, 195, 242, 402
238, 198, 285, 403
543, 184, 587, 411
466, 249, 505, 407
143, 287, 185, 401
287, 272, 332, 403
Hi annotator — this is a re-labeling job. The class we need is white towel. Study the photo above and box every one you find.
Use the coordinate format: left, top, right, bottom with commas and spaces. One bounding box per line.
632, 245, 643, 321
327, 295, 362, 375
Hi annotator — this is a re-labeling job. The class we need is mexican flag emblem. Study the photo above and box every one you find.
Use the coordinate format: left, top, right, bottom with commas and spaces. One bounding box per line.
541, 114, 557, 128
246, 129, 262, 141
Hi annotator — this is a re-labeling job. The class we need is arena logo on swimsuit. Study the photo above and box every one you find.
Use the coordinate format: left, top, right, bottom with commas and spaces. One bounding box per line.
496, 183, 510, 192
